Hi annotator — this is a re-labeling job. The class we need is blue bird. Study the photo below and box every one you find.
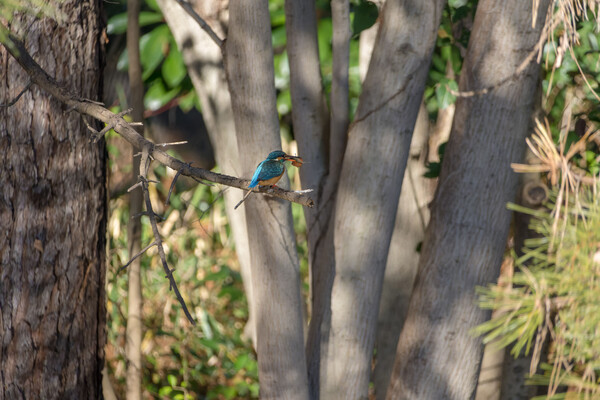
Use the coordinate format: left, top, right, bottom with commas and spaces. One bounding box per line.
235, 150, 304, 209
249, 150, 298, 188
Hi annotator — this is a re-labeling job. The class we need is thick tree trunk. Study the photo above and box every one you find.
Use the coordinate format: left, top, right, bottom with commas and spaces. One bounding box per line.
322, 1, 445, 398
0, 2, 106, 399
386, 1, 551, 398
156, 0, 258, 346
225, 1, 309, 399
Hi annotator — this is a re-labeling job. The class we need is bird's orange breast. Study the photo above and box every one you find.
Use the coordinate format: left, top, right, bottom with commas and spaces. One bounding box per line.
258, 170, 284, 186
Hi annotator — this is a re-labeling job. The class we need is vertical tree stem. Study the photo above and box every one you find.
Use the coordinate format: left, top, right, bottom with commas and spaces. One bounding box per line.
126, 0, 145, 398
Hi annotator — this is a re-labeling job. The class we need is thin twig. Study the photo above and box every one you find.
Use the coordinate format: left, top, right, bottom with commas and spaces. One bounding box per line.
136, 146, 196, 325
120, 241, 157, 272
0, 80, 32, 107
173, 0, 224, 51
156, 140, 188, 147
234, 189, 253, 210
166, 166, 187, 206
0, 31, 315, 208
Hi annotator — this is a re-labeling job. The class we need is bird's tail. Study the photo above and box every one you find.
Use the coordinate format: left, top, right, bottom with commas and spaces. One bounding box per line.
234, 189, 254, 210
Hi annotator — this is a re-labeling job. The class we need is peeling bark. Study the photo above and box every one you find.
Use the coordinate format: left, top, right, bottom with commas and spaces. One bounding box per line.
0, 2, 106, 399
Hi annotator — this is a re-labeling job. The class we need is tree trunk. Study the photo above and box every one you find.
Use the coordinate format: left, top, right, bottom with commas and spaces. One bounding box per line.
225, 1, 309, 399
374, 101, 433, 400
0, 1, 106, 399
125, 0, 145, 398
322, 1, 445, 398
155, 0, 259, 346
282, 0, 345, 397
355, 11, 437, 399
386, 1, 551, 398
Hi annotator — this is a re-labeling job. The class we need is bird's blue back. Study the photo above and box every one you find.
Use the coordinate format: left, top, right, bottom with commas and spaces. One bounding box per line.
249, 159, 285, 188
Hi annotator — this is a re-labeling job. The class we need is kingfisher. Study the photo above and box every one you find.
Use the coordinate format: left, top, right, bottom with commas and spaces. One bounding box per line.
235, 150, 304, 209
249, 150, 303, 188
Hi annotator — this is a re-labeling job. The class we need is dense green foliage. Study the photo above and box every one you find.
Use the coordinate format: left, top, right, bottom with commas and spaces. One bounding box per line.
475, 186, 600, 398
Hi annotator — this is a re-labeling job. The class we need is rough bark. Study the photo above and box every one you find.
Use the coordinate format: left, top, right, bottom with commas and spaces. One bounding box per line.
225, 1, 309, 399
125, 0, 144, 398
155, 0, 258, 346
387, 1, 551, 398
0, 1, 106, 399
322, 1, 445, 398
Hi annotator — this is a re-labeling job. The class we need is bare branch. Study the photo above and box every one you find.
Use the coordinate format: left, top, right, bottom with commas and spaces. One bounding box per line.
135, 145, 196, 325
119, 241, 157, 272
173, 0, 224, 51
0, 32, 315, 208
0, 80, 32, 107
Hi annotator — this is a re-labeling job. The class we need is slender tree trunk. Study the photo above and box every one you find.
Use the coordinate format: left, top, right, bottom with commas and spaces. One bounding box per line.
374, 102, 433, 400
322, 1, 445, 398
125, 0, 144, 398
387, 1, 551, 398
283, 0, 350, 396
155, 0, 258, 346
0, 1, 106, 399
225, 1, 309, 398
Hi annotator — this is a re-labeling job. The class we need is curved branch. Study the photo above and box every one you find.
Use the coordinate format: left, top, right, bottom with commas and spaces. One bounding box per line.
1, 32, 314, 208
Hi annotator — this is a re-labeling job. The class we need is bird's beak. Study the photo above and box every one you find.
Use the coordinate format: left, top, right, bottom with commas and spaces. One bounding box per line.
284, 155, 304, 167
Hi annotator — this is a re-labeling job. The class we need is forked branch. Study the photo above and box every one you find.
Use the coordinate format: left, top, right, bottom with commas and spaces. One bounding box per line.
0, 31, 314, 207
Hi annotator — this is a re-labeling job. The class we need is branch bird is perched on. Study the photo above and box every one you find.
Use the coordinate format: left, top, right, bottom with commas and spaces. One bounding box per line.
235, 150, 304, 209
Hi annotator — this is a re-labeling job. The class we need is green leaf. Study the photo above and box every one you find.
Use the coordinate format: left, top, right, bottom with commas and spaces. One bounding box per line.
162, 44, 186, 88
106, 11, 164, 35
167, 374, 177, 387
436, 78, 458, 109
144, 79, 179, 110
106, 13, 127, 35
145, 0, 161, 12
140, 24, 171, 80
449, 0, 469, 7
352, 0, 378, 36
272, 26, 287, 49
178, 90, 197, 112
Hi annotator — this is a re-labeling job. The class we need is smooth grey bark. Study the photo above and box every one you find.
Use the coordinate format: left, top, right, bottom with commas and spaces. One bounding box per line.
374, 102, 433, 400
322, 1, 445, 398
225, 1, 309, 398
356, 9, 437, 399
387, 0, 551, 398
0, 1, 106, 398
329, 0, 350, 185
125, 1, 144, 399
156, 0, 258, 346
282, 1, 331, 395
